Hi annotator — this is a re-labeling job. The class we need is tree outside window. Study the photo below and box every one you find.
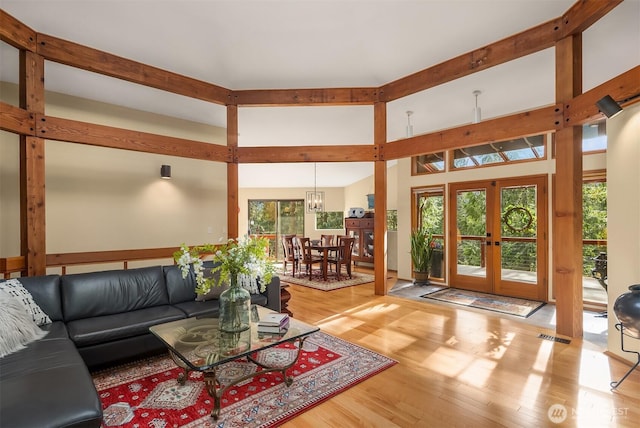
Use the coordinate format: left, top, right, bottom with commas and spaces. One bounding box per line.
316, 211, 344, 230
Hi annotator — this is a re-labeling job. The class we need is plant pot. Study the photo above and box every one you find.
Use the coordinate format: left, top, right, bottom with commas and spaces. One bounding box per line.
219, 276, 251, 333
414, 271, 431, 286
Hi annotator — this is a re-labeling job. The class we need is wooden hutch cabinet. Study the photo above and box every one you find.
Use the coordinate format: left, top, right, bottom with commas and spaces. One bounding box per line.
345, 217, 374, 264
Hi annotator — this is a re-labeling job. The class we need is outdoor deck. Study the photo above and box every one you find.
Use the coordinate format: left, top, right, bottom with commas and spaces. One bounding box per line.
457, 265, 607, 304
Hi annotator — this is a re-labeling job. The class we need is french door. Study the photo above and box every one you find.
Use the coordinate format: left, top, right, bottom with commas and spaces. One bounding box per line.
449, 176, 547, 301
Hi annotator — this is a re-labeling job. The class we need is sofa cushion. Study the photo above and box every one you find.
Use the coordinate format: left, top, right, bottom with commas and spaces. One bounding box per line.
173, 293, 267, 318
172, 300, 220, 318
17, 275, 64, 321
39, 320, 69, 340
66, 305, 185, 347
195, 277, 229, 301
164, 264, 197, 304
0, 338, 102, 428
62, 266, 169, 321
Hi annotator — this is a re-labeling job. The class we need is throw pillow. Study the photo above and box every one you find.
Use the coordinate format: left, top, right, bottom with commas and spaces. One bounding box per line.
238, 273, 260, 294
0, 279, 52, 326
0, 291, 48, 358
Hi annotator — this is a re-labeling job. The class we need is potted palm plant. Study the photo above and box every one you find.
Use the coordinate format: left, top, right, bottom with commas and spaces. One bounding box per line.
410, 227, 434, 285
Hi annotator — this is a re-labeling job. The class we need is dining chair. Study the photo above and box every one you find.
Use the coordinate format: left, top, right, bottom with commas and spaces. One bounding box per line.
320, 234, 335, 245
317, 234, 336, 267
298, 237, 324, 280
328, 236, 355, 280
281, 235, 298, 277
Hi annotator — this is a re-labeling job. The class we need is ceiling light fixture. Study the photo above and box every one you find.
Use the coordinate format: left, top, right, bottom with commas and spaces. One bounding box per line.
160, 164, 171, 179
306, 163, 325, 213
406, 110, 414, 138
596, 95, 623, 119
472, 90, 482, 124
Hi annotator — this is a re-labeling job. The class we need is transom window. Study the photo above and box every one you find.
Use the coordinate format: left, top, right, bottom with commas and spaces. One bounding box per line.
452, 135, 546, 169
413, 152, 445, 174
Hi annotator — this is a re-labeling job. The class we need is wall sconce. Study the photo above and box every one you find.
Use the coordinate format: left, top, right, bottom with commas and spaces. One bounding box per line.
596, 95, 623, 119
160, 165, 171, 179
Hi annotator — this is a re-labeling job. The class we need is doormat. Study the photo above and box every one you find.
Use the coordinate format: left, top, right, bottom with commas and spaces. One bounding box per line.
280, 270, 374, 291
421, 287, 546, 318
92, 331, 396, 427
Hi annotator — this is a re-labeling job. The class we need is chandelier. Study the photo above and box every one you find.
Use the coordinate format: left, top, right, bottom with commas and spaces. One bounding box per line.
306, 163, 325, 213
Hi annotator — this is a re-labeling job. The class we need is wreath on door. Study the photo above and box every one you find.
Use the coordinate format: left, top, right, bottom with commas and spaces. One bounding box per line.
503, 206, 533, 233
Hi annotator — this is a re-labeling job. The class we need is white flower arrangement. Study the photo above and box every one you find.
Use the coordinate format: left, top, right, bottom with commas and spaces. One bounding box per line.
174, 235, 275, 296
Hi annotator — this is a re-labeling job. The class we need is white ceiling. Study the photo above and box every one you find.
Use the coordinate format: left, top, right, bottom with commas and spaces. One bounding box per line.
1, 0, 638, 188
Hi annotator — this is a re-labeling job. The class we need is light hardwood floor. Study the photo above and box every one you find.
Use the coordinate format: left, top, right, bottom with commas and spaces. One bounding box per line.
281, 270, 640, 427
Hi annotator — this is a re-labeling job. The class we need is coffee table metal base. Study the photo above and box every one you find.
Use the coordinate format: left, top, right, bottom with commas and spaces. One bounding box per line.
168, 335, 310, 420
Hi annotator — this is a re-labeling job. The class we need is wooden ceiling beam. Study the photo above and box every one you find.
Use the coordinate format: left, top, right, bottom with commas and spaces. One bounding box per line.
236, 144, 378, 163
231, 88, 378, 106
378, 19, 562, 102
561, 0, 623, 37
565, 66, 640, 126
0, 9, 37, 51
382, 105, 562, 160
36, 34, 231, 105
36, 115, 231, 162
0, 102, 34, 135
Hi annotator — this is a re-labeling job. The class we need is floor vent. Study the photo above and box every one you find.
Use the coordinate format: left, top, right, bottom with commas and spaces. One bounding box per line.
538, 333, 571, 344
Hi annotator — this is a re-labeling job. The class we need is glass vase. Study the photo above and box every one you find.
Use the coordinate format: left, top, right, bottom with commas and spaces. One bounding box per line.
219, 274, 251, 333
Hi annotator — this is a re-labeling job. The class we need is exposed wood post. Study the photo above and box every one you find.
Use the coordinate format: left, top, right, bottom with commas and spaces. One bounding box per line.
373, 102, 388, 295
554, 35, 583, 338
19, 50, 46, 275
227, 104, 239, 239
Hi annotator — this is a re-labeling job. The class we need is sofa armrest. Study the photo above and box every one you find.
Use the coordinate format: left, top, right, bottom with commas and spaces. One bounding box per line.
262, 276, 281, 313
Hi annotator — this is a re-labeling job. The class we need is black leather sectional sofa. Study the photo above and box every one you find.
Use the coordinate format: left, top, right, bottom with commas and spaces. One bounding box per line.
0, 263, 281, 428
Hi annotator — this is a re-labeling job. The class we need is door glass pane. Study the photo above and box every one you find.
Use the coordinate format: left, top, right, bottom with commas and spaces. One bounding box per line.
456, 189, 486, 279
500, 185, 537, 283
417, 190, 445, 279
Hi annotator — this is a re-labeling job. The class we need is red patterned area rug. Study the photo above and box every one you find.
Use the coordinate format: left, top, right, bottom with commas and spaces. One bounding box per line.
92, 331, 396, 427
279, 270, 374, 291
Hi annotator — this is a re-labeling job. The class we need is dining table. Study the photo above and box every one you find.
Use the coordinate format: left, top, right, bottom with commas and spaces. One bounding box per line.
310, 242, 340, 281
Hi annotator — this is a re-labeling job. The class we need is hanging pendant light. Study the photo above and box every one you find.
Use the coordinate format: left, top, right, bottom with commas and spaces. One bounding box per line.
406, 110, 414, 138
472, 90, 482, 124
306, 163, 325, 213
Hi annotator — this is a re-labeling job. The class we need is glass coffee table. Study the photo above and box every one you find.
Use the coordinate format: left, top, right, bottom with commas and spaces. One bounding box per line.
149, 305, 319, 420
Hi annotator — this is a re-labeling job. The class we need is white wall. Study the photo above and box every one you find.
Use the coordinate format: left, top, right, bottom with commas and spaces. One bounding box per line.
607, 103, 640, 361
0, 83, 229, 264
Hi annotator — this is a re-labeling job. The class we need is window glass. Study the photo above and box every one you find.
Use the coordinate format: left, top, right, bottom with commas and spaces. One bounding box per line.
414, 187, 446, 281
413, 152, 445, 175
582, 176, 607, 305
248, 199, 304, 258
387, 210, 398, 231
582, 121, 607, 152
452, 135, 545, 169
